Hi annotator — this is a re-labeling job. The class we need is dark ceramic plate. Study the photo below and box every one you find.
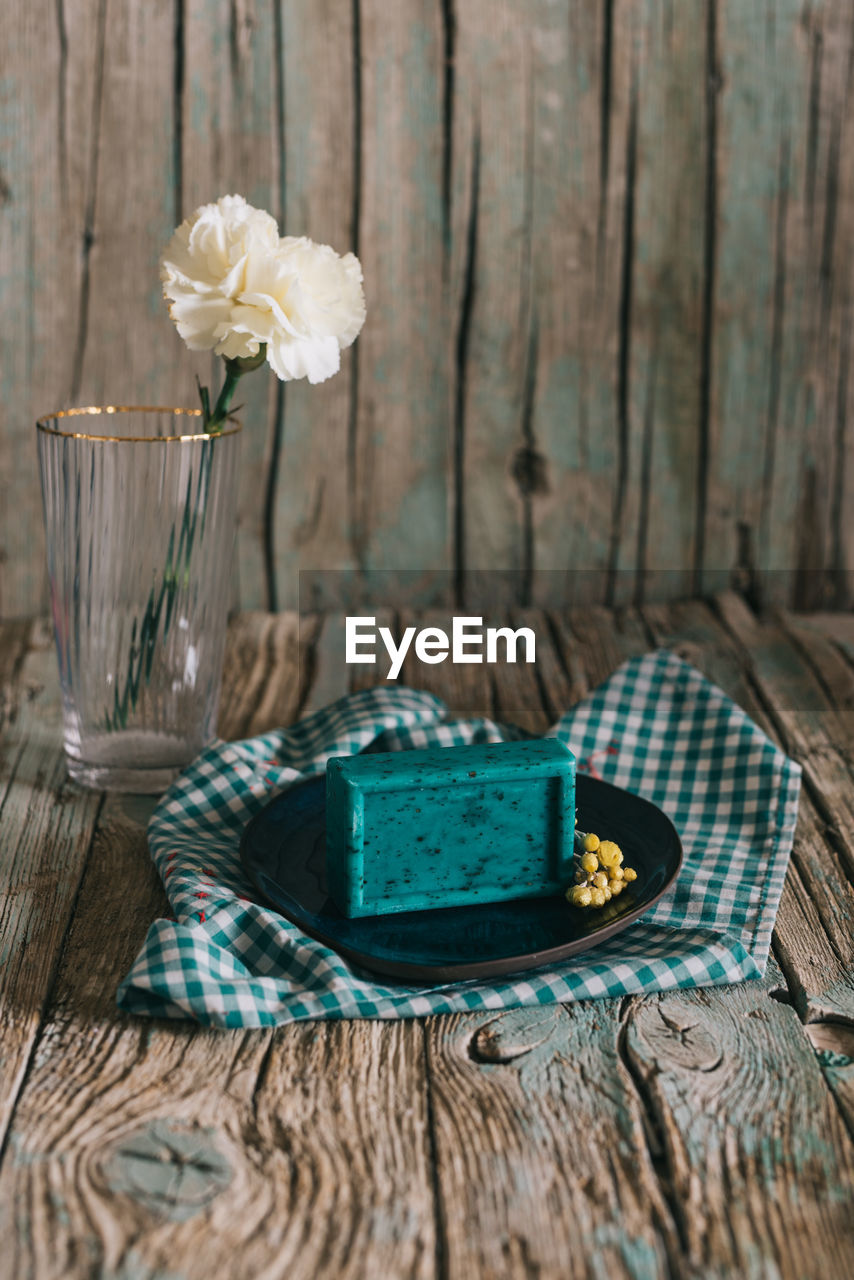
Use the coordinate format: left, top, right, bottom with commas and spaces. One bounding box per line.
236, 768, 686, 977
239, 771, 683, 983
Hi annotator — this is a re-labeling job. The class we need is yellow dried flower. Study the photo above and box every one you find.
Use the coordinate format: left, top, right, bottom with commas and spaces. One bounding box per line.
597, 841, 623, 869
568, 885, 593, 907
590, 887, 606, 907
581, 851, 599, 874
592, 871, 609, 889
623, 866, 637, 882
583, 833, 600, 853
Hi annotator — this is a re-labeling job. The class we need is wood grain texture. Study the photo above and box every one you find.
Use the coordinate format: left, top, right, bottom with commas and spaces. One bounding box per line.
779, 606, 854, 710
426, 1003, 680, 1280
768, 0, 854, 610
401, 622, 683, 1273
352, 1, 448, 595
609, 0, 707, 606
623, 961, 854, 1279
530, 2, 626, 607
566, 600, 854, 1277
447, 0, 530, 602
300, 612, 351, 714
215, 611, 316, 739
273, 0, 360, 612
180, 0, 282, 609
715, 590, 854, 882
641, 597, 854, 1025
702, 0, 807, 599
449, 1, 619, 607
0, 0, 97, 617
420, 623, 682, 1280
0, 614, 436, 1280
0, 618, 30, 736
3, 606, 854, 1276
5, 2, 854, 617
641, 596, 854, 1162
792, 611, 854, 664
0, 621, 103, 1157
0, 794, 436, 1280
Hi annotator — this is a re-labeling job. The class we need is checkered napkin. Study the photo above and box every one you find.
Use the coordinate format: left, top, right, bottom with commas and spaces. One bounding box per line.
117, 651, 801, 1027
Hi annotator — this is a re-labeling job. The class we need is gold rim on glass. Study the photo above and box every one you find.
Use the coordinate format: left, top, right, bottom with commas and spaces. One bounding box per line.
35, 405, 243, 443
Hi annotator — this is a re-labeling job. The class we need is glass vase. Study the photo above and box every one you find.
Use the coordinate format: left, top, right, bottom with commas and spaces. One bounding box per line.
36, 406, 242, 792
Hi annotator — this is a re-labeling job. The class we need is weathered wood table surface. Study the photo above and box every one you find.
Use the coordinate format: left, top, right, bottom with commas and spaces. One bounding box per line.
1, 593, 853, 1280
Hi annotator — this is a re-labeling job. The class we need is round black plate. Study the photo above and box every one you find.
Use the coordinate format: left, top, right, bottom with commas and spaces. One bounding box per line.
239, 771, 683, 983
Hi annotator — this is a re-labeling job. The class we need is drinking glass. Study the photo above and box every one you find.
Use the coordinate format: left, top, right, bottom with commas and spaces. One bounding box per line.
36, 406, 242, 792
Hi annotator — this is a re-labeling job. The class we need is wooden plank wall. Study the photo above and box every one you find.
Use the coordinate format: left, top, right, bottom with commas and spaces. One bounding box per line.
1, 0, 853, 618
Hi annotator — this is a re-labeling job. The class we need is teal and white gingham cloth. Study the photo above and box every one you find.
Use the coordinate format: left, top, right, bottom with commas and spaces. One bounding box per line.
117, 651, 801, 1027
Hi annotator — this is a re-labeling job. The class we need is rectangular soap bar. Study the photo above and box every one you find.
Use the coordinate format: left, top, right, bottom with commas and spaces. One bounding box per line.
325, 738, 576, 918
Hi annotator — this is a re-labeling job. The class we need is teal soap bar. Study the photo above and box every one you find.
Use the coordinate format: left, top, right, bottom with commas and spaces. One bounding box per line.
325, 738, 576, 918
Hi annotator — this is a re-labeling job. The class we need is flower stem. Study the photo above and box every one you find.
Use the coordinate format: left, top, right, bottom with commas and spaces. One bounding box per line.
206, 365, 242, 433
202, 346, 268, 433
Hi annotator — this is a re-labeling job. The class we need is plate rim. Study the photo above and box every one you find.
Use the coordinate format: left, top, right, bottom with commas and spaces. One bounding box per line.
239, 772, 684, 983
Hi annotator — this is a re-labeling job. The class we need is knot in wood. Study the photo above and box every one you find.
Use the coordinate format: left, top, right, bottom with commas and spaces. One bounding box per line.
99, 1118, 232, 1222
469, 1009, 558, 1064
510, 445, 550, 498
644, 1002, 723, 1073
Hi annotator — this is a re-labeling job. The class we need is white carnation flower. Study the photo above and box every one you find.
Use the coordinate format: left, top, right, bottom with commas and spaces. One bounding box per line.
159, 195, 279, 358
160, 196, 366, 385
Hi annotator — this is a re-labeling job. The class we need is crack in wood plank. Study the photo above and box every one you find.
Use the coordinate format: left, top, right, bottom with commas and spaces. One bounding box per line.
452, 122, 479, 610
693, 0, 719, 595
605, 67, 637, 609
172, 0, 185, 224
68, 0, 107, 405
